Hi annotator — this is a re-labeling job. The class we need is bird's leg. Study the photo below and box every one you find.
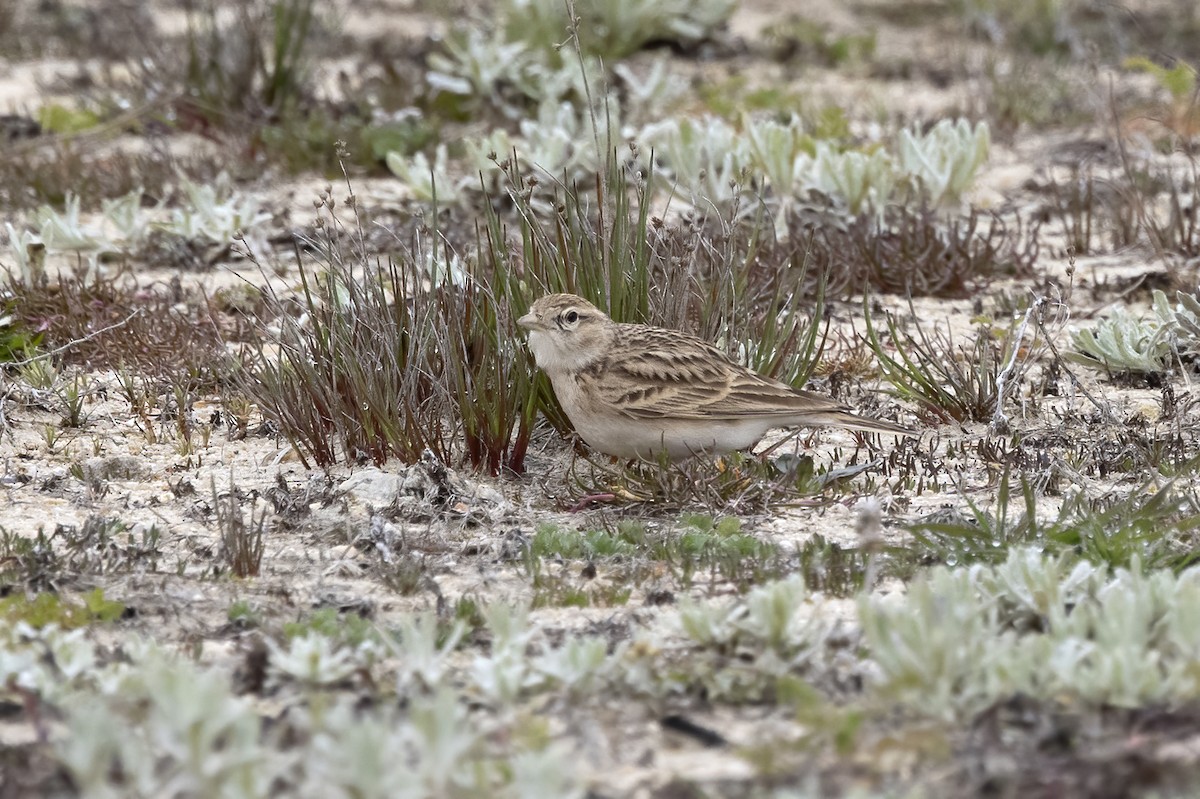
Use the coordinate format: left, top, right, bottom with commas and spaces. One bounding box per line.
757, 428, 806, 460
568, 492, 616, 512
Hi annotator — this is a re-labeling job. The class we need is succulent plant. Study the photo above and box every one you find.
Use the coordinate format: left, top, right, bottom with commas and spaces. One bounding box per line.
1069, 305, 1173, 374
897, 118, 991, 206
1067, 289, 1200, 375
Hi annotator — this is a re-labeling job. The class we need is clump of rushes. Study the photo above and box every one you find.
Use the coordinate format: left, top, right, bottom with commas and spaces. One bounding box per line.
242, 224, 455, 469
790, 202, 1039, 298
212, 477, 268, 578
437, 268, 538, 474
244, 150, 655, 474
175, 0, 318, 126
1043, 169, 1140, 256
246, 145, 846, 477
865, 301, 1034, 424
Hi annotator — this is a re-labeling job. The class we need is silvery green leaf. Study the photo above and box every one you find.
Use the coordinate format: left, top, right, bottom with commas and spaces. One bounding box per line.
897, 118, 990, 206
267, 632, 358, 685
100, 188, 152, 244
4, 222, 44, 283
386, 144, 468, 204
1068, 309, 1172, 373
807, 143, 897, 215
36, 193, 113, 252
744, 115, 806, 193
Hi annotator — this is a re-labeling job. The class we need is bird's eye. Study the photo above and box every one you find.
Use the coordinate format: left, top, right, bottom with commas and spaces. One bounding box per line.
564, 310, 579, 324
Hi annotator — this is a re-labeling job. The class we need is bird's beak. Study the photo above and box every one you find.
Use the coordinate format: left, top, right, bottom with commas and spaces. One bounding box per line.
517, 312, 538, 330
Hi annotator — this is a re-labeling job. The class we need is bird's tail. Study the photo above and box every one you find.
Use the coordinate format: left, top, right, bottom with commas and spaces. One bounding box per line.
808, 411, 915, 437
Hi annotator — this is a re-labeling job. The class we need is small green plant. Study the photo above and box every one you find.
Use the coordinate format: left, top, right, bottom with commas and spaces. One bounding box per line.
39, 423, 63, 454
0, 306, 42, 364
1124, 56, 1198, 135
860, 547, 1200, 716
0, 588, 124, 629
529, 571, 594, 609
283, 607, 376, 648
452, 595, 487, 633
530, 524, 638, 560
909, 468, 1200, 571
227, 600, 263, 628
55, 370, 93, 428
794, 533, 878, 597
377, 554, 428, 596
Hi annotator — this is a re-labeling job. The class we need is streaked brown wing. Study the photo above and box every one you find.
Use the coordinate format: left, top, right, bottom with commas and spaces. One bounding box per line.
583, 324, 845, 421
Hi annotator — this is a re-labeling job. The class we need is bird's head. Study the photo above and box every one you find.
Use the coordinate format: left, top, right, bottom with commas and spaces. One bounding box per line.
517, 293, 613, 374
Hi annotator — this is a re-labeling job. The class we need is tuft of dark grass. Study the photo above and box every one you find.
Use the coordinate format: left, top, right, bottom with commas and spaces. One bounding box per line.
1144, 163, 1200, 260
0, 0, 154, 61
564, 448, 880, 515
377, 554, 429, 596
865, 302, 1037, 425
794, 533, 871, 597
5, 266, 237, 387
212, 478, 268, 579
437, 269, 541, 475
0, 143, 221, 212
172, 0, 320, 128
1106, 111, 1200, 262
790, 202, 1039, 299
974, 56, 1096, 137
1041, 168, 1140, 256
241, 229, 456, 469
764, 15, 877, 68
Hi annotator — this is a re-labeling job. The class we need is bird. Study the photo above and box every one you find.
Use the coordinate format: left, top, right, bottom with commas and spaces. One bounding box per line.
517, 293, 914, 460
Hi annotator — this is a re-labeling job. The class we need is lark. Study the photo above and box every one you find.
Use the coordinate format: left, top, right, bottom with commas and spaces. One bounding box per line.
517, 293, 913, 460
